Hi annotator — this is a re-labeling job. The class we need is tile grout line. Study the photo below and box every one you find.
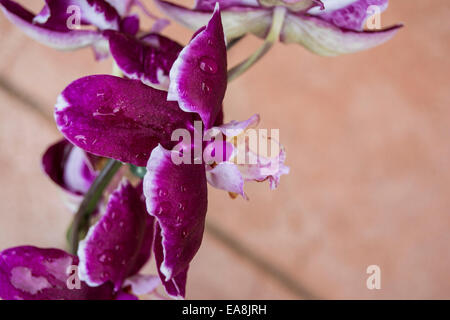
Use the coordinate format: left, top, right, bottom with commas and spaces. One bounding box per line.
206, 221, 319, 299
0, 76, 54, 123
0, 78, 319, 299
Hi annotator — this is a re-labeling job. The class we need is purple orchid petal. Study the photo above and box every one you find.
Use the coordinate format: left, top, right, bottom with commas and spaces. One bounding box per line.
154, 223, 188, 299
0, 246, 114, 300
55, 75, 194, 166
155, 0, 272, 42
168, 4, 227, 129
282, 12, 402, 55
123, 274, 160, 295
115, 291, 138, 300
0, 0, 103, 50
120, 14, 140, 35
143, 145, 207, 298
107, 31, 183, 90
34, 0, 121, 31
309, 0, 388, 31
78, 181, 155, 291
42, 139, 98, 196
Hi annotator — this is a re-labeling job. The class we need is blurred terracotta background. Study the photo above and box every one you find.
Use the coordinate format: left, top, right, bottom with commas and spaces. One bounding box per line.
0, 0, 449, 299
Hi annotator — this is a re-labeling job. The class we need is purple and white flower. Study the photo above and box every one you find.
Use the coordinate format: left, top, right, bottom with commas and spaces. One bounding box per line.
0, 181, 160, 300
42, 139, 101, 211
52, 5, 288, 298
155, 0, 402, 56
0, 0, 163, 59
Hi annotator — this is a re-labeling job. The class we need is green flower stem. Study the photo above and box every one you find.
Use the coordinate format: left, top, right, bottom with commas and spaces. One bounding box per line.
69, 159, 122, 254
227, 6, 287, 82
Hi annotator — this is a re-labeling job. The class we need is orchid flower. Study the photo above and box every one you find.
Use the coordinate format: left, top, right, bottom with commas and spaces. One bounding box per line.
42, 139, 100, 212
105, 30, 183, 90
41, 138, 128, 215
53, 5, 288, 298
156, 0, 402, 56
0, 181, 161, 300
0, 0, 167, 59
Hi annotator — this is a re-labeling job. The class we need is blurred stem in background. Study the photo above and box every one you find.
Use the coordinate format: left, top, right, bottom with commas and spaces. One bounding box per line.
69, 159, 122, 254
227, 6, 287, 82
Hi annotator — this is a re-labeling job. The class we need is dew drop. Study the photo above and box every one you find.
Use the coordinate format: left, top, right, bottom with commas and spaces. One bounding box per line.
199, 56, 218, 74
102, 219, 111, 232
178, 201, 186, 211
98, 252, 113, 264
181, 230, 188, 239
154, 201, 171, 216
74, 135, 87, 144
93, 105, 116, 117
135, 152, 149, 162
201, 81, 211, 93
158, 188, 168, 197
62, 114, 71, 127
96, 88, 111, 103
180, 185, 187, 193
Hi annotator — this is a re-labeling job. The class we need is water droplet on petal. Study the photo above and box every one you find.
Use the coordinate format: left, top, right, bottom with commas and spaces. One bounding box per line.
93, 105, 117, 117
201, 81, 211, 93
178, 201, 186, 211
199, 56, 218, 74
158, 188, 168, 197
62, 114, 71, 127
154, 201, 171, 216
98, 252, 113, 264
102, 219, 111, 231
96, 88, 112, 103
75, 135, 87, 145
135, 152, 149, 163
